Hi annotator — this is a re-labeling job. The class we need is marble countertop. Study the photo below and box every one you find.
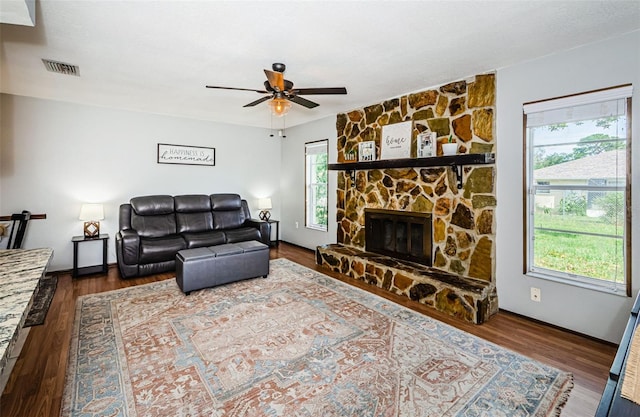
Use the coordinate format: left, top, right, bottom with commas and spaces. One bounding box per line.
0, 248, 54, 376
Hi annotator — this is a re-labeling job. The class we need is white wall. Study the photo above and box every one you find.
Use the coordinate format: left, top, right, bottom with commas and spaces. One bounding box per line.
496, 30, 640, 343
0, 94, 281, 271
279, 116, 337, 250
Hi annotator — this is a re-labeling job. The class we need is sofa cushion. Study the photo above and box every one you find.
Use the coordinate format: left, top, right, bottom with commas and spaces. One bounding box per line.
131, 195, 174, 215
176, 212, 213, 233
130, 195, 177, 238
211, 194, 245, 230
225, 227, 262, 243
213, 211, 244, 230
132, 213, 178, 238
210, 194, 242, 210
182, 230, 226, 249
139, 235, 186, 263
175, 195, 214, 233
175, 195, 211, 212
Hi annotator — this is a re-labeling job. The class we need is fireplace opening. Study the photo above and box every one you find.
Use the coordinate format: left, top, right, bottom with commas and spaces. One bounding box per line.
365, 209, 432, 266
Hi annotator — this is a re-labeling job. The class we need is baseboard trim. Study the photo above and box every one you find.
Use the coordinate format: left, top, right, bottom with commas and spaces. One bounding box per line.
498, 308, 617, 347
277, 240, 315, 253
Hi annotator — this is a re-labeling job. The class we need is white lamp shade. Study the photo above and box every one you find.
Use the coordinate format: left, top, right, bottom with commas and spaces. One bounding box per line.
258, 198, 272, 210
79, 203, 104, 221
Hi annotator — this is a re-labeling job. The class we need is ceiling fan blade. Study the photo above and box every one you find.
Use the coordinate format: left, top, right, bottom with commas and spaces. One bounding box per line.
264, 69, 285, 92
294, 87, 347, 95
243, 95, 272, 107
206, 85, 269, 94
288, 95, 319, 109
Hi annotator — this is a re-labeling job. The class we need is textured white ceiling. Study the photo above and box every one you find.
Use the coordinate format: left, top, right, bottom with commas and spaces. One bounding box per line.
1, 1, 639, 129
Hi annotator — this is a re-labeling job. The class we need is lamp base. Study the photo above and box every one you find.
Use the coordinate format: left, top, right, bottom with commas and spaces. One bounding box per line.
259, 210, 271, 221
84, 221, 100, 238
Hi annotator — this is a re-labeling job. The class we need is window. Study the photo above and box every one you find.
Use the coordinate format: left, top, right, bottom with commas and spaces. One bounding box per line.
305, 140, 328, 231
523, 85, 632, 295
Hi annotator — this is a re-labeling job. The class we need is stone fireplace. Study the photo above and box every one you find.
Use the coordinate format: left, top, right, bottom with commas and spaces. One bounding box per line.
316, 73, 498, 324
365, 209, 432, 267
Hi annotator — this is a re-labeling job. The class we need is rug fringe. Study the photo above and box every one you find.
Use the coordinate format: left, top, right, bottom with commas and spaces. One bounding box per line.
548, 373, 574, 417
23, 274, 58, 327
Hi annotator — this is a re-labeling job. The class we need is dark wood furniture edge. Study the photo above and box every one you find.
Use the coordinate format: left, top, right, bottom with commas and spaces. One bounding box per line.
0, 214, 46, 221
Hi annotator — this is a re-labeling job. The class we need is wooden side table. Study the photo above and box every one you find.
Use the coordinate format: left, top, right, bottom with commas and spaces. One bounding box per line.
266, 220, 279, 246
72, 234, 109, 278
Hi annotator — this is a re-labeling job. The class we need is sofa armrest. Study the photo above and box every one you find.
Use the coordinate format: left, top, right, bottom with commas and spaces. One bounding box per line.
244, 218, 270, 246
117, 229, 141, 264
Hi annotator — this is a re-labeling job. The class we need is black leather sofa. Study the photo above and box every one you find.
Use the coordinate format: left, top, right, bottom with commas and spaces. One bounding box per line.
116, 193, 269, 278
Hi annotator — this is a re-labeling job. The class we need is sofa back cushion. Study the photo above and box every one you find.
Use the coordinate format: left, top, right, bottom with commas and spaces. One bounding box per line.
175, 195, 214, 233
211, 194, 245, 230
130, 195, 177, 238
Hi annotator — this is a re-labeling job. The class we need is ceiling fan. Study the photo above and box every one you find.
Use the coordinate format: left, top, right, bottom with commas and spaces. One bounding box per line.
206, 63, 347, 116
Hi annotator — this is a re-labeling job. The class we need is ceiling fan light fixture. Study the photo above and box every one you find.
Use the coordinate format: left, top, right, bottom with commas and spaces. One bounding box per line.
269, 97, 291, 117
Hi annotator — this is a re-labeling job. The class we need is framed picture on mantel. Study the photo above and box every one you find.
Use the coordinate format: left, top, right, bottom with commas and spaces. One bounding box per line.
417, 131, 437, 158
358, 141, 376, 161
381, 121, 412, 159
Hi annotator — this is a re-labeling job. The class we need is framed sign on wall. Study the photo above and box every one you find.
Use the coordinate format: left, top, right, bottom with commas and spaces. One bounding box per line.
157, 143, 215, 166
380, 121, 412, 159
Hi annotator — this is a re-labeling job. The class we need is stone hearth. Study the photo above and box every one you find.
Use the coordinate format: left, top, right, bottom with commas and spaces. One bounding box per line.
317, 244, 497, 324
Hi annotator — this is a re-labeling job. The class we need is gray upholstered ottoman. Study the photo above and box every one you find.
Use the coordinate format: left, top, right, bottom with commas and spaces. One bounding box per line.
176, 240, 269, 294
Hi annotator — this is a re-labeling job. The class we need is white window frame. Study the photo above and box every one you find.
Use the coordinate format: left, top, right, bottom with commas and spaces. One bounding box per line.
523, 85, 632, 296
305, 140, 328, 231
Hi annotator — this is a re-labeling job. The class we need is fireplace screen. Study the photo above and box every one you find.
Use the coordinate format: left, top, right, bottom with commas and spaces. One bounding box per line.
365, 209, 432, 266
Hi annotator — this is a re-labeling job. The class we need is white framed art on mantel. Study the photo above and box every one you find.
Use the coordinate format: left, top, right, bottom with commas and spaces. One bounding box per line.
380, 121, 412, 159
358, 141, 376, 161
417, 131, 437, 158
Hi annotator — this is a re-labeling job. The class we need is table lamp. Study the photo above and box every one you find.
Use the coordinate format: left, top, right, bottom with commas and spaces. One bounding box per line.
79, 203, 104, 238
258, 198, 272, 221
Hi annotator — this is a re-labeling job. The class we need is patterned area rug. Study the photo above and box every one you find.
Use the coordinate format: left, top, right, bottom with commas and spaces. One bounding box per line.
61, 258, 573, 417
24, 274, 57, 327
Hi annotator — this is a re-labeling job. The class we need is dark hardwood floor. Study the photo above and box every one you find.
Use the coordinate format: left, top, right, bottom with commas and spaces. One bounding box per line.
0, 242, 616, 416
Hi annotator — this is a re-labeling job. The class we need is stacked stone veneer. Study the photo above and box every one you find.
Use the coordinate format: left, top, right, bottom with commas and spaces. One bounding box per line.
318, 73, 498, 323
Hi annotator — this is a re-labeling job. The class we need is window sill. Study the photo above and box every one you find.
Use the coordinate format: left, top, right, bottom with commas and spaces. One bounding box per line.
306, 225, 327, 232
526, 269, 629, 297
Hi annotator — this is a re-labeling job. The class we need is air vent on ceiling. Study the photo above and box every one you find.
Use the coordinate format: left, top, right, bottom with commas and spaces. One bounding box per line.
42, 59, 79, 76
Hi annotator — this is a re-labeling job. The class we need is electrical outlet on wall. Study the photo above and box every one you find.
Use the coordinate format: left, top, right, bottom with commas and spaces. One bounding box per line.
295, 222, 299, 229
530, 287, 541, 302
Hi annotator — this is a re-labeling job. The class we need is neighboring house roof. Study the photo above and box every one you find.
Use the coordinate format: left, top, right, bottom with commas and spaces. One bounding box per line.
534, 150, 626, 180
